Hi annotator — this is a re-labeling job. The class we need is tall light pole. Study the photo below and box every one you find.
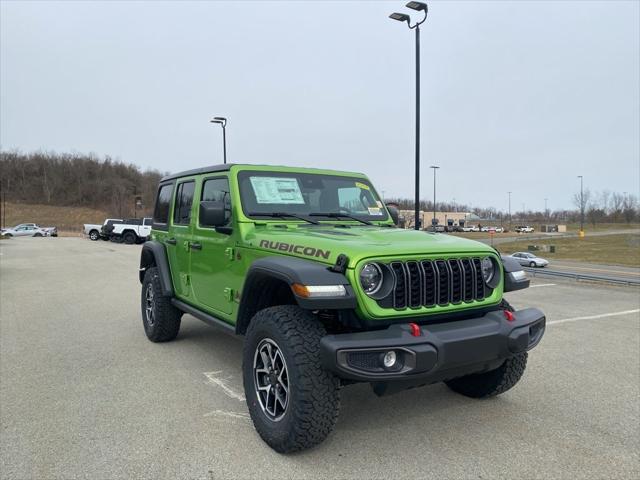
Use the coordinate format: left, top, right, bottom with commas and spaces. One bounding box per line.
389, 2, 428, 231
544, 197, 548, 221
210, 116, 227, 164
508, 191, 512, 229
430, 165, 439, 227
577, 175, 584, 234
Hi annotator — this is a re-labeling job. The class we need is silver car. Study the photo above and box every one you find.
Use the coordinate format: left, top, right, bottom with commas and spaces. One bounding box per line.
1, 224, 49, 237
510, 252, 549, 268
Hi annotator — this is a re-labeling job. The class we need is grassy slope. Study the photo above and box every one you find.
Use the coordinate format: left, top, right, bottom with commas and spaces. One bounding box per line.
495, 234, 640, 267
2, 203, 111, 233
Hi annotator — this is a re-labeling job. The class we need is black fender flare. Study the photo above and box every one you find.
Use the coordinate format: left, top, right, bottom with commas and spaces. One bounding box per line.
236, 256, 357, 334
501, 255, 530, 292
139, 241, 173, 296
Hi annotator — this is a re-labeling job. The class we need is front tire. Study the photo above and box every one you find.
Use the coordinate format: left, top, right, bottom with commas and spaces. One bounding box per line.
445, 353, 528, 399
141, 267, 182, 342
529, 261, 536, 268
243, 305, 340, 453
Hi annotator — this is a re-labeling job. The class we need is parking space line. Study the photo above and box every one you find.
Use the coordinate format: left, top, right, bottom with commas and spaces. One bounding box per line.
203, 371, 245, 401
203, 409, 250, 421
529, 283, 556, 288
548, 309, 640, 326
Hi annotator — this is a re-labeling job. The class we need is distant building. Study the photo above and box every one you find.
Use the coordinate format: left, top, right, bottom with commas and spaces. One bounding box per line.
397, 211, 489, 229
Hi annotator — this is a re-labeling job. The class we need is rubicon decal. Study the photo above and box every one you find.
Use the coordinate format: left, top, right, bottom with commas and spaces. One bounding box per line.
259, 240, 330, 259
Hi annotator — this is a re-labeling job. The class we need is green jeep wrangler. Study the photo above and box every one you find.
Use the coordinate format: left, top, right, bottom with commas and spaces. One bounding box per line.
139, 164, 545, 453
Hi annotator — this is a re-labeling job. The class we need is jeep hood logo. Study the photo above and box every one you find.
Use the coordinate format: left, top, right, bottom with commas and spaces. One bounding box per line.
259, 240, 330, 260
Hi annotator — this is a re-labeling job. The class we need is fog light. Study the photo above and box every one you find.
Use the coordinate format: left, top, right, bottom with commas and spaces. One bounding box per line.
382, 350, 397, 368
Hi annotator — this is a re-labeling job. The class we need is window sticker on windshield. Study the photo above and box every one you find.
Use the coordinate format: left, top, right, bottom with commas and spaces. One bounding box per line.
368, 207, 383, 216
250, 177, 305, 204
355, 181, 370, 190
376, 200, 383, 208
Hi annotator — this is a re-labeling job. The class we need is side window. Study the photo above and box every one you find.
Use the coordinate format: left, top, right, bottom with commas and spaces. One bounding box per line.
143, 218, 152, 226
153, 183, 174, 226
201, 177, 231, 226
173, 181, 196, 225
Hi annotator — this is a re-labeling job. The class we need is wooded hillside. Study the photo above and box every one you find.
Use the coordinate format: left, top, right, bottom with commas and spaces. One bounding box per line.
0, 151, 164, 218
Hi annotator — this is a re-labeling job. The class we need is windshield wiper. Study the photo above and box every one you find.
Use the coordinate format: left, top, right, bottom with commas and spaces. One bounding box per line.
309, 212, 373, 226
247, 212, 320, 225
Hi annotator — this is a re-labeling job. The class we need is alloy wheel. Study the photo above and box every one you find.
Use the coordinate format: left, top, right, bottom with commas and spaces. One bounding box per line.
253, 338, 289, 421
145, 283, 155, 326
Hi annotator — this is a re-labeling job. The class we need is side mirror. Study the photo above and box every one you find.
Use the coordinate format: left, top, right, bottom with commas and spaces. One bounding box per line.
199, 201, 227, 227
386, 204, 400, 226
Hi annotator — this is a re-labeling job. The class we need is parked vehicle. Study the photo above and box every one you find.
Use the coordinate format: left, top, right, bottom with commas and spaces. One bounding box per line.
84, 219, 123, 241
461, 225, 475, 232
1, 224, 50, 237
515, 225, 535, 233
481, 226, 504, 233
138, 163, 545, 453
110, 218, 152, 244
510, 252, 549, 268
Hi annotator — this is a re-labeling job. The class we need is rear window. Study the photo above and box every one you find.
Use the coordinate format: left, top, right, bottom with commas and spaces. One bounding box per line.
153, 183, 174, 226
173, 181, 196, 225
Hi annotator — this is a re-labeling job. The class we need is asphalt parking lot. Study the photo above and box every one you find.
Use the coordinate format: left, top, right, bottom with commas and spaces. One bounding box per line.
1, 238, 639, 480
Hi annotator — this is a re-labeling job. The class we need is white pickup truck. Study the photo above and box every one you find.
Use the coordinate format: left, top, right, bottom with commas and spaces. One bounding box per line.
110, 218, 152, 244
84, 219, 123, 241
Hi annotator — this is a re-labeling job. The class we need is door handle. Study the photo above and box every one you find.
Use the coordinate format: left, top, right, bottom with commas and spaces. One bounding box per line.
189, 242, 202, 251
165, 238, 177, 245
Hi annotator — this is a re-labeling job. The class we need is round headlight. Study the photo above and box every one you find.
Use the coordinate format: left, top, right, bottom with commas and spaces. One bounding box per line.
360, 263, 383, 295
481, 257, 495, 284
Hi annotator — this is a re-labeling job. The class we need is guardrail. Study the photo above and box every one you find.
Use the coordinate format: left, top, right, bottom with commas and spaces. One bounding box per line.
523, 267, 640, 287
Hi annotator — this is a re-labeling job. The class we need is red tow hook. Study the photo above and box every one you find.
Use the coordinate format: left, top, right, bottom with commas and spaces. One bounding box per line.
504, 310, 515, 322
409, 322, 422, 337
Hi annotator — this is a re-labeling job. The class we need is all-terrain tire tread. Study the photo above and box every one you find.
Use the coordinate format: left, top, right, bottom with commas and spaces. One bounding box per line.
445, 297, 528, 398
141, 267, 181, 342
244, 305, 340, 453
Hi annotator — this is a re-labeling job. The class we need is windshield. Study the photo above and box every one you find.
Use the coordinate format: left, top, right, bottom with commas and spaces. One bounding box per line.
237, 171, 389, 222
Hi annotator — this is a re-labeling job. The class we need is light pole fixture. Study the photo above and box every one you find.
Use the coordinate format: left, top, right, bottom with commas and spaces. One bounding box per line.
544, 197, 548, 221
508, 191, 512, 228
430, 165, 439, 227
210, 116, 227, 164
577, 175, 584, 234
389, 1, 428, 231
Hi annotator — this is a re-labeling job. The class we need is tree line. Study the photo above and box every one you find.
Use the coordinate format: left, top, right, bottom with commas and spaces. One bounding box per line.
0, 151, 164, 218
386, 190, 639, 227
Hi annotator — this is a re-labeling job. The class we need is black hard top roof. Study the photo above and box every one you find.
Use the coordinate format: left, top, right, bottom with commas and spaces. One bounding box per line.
160, 164, 235, 182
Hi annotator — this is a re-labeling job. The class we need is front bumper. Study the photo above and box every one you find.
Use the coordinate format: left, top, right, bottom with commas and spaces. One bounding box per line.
320, 308, 545, 383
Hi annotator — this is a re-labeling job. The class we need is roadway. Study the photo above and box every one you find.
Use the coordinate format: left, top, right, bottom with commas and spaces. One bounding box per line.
1, 238, 638, 479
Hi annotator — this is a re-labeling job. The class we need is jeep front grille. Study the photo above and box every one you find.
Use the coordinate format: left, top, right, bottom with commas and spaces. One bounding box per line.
386, 258, 488, 310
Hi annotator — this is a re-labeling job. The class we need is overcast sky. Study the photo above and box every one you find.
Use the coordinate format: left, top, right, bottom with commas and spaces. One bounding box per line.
1, 0, 638, 211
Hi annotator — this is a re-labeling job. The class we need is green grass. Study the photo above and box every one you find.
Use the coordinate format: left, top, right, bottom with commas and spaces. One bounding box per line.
495, 234, 640, 267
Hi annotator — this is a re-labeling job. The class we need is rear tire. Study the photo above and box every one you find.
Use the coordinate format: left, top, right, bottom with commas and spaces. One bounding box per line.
89, 230, 100, 241
141, 267, 181, 342
123, 232, 136, 244
243, 305, 340, 453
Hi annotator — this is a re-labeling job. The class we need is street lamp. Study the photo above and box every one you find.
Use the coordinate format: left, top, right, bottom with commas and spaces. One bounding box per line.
577, 175, 584, 234
389, 2, 428, 231
508, 191, 512, 229
430, 165, 439, 227
210, 116, 227, 164
544, 197, 548, 221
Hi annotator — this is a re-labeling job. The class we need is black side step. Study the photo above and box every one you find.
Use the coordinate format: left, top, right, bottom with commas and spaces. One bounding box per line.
171, 299, 237, 335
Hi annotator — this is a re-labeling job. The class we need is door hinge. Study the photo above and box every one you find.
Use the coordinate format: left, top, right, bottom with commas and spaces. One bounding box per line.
223, 287, 233, 302
225, 247, 235, 260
